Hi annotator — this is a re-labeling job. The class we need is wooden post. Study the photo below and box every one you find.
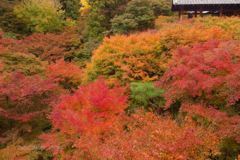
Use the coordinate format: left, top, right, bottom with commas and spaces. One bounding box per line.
200, 6, 203, 17
219, 6, 223, 17
195, 11, 197, 17
211, 11, 214, 16
179, 6, 184, 21
234, 11, 238, 16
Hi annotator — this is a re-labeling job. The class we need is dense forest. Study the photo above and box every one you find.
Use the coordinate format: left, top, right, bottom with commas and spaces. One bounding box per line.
0, 0, 240, 159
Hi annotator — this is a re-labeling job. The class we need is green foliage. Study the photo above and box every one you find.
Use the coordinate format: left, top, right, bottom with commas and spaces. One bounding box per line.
85, 3, 106, 40
0, 51, 47, 76
218, 138, 240, 160
150, 0, 172, 16
0, 5, 11, 16
60, 0, 81, 20
14, 0, 75, 33
77, 38, 102, 61
130, 82, 165, 114
111, 0, 155, 34
0, 6, 29, 38
2, 31, 17, 39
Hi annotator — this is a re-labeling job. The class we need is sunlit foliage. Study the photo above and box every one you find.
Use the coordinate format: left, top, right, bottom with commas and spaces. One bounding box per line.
14, 0, 75, 33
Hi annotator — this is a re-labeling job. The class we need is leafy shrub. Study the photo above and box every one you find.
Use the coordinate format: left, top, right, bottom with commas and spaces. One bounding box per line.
191, 16, 240, 40
155, 15, 178, 29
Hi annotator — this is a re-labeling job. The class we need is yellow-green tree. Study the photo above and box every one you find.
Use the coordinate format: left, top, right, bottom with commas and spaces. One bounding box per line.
14, 0, 75, 33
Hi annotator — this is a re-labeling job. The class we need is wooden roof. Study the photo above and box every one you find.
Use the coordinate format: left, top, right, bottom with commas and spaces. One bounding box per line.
173, 0, 240, 5
172, 0, 240, 11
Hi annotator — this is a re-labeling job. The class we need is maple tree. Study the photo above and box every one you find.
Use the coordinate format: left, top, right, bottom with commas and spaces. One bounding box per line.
155, 39, 240, 159
85, 110, 220, 159
0, 70, 57, 149
84, 23, 233, 85
47, 58, 83, 89
1, 11, 240, 160
0, 27, 82, 62
0, 71, 57, 123
39, 79, 128, 158
40, 105, 220, 159
84, 32, 165, 85
156, 40, 240, 110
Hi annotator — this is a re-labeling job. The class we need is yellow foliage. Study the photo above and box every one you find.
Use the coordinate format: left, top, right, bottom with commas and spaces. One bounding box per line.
14, 0, 75, 33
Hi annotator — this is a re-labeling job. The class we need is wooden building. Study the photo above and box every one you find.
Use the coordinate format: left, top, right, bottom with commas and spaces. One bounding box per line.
171, 0, 240, 21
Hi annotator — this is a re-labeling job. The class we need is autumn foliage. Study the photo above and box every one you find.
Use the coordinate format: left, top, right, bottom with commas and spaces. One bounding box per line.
39, 79, 128, 157
0, 27, 81, 62
47, 58, 83, 89
0, 71, 56, 122
84, 21, 233, 85
2, 12, 240, 160
156, 40, 240, 109
155, 39, 240, 157
39, 80, 220, 159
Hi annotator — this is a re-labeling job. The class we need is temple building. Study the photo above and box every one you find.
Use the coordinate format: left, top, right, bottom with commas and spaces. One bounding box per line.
171, 0, 240, 21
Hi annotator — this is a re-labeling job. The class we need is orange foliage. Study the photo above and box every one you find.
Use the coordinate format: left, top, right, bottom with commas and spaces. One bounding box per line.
40, 108, 220, 159
84, 21, 233, 85
84, 32, 165, 84
47, 58, 83, 89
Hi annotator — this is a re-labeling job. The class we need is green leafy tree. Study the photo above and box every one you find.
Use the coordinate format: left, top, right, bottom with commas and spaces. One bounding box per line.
130, 82, 165, 115
0, 6, 29, 38
150, 0, 172, 16
14, 0, 75, 33
111, 0, 154, 34
77, 38, 102, 61
111, 0, 172, 34
60, 0, 81, 20
85, 3, 106, 40
84, 0, 129, 40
